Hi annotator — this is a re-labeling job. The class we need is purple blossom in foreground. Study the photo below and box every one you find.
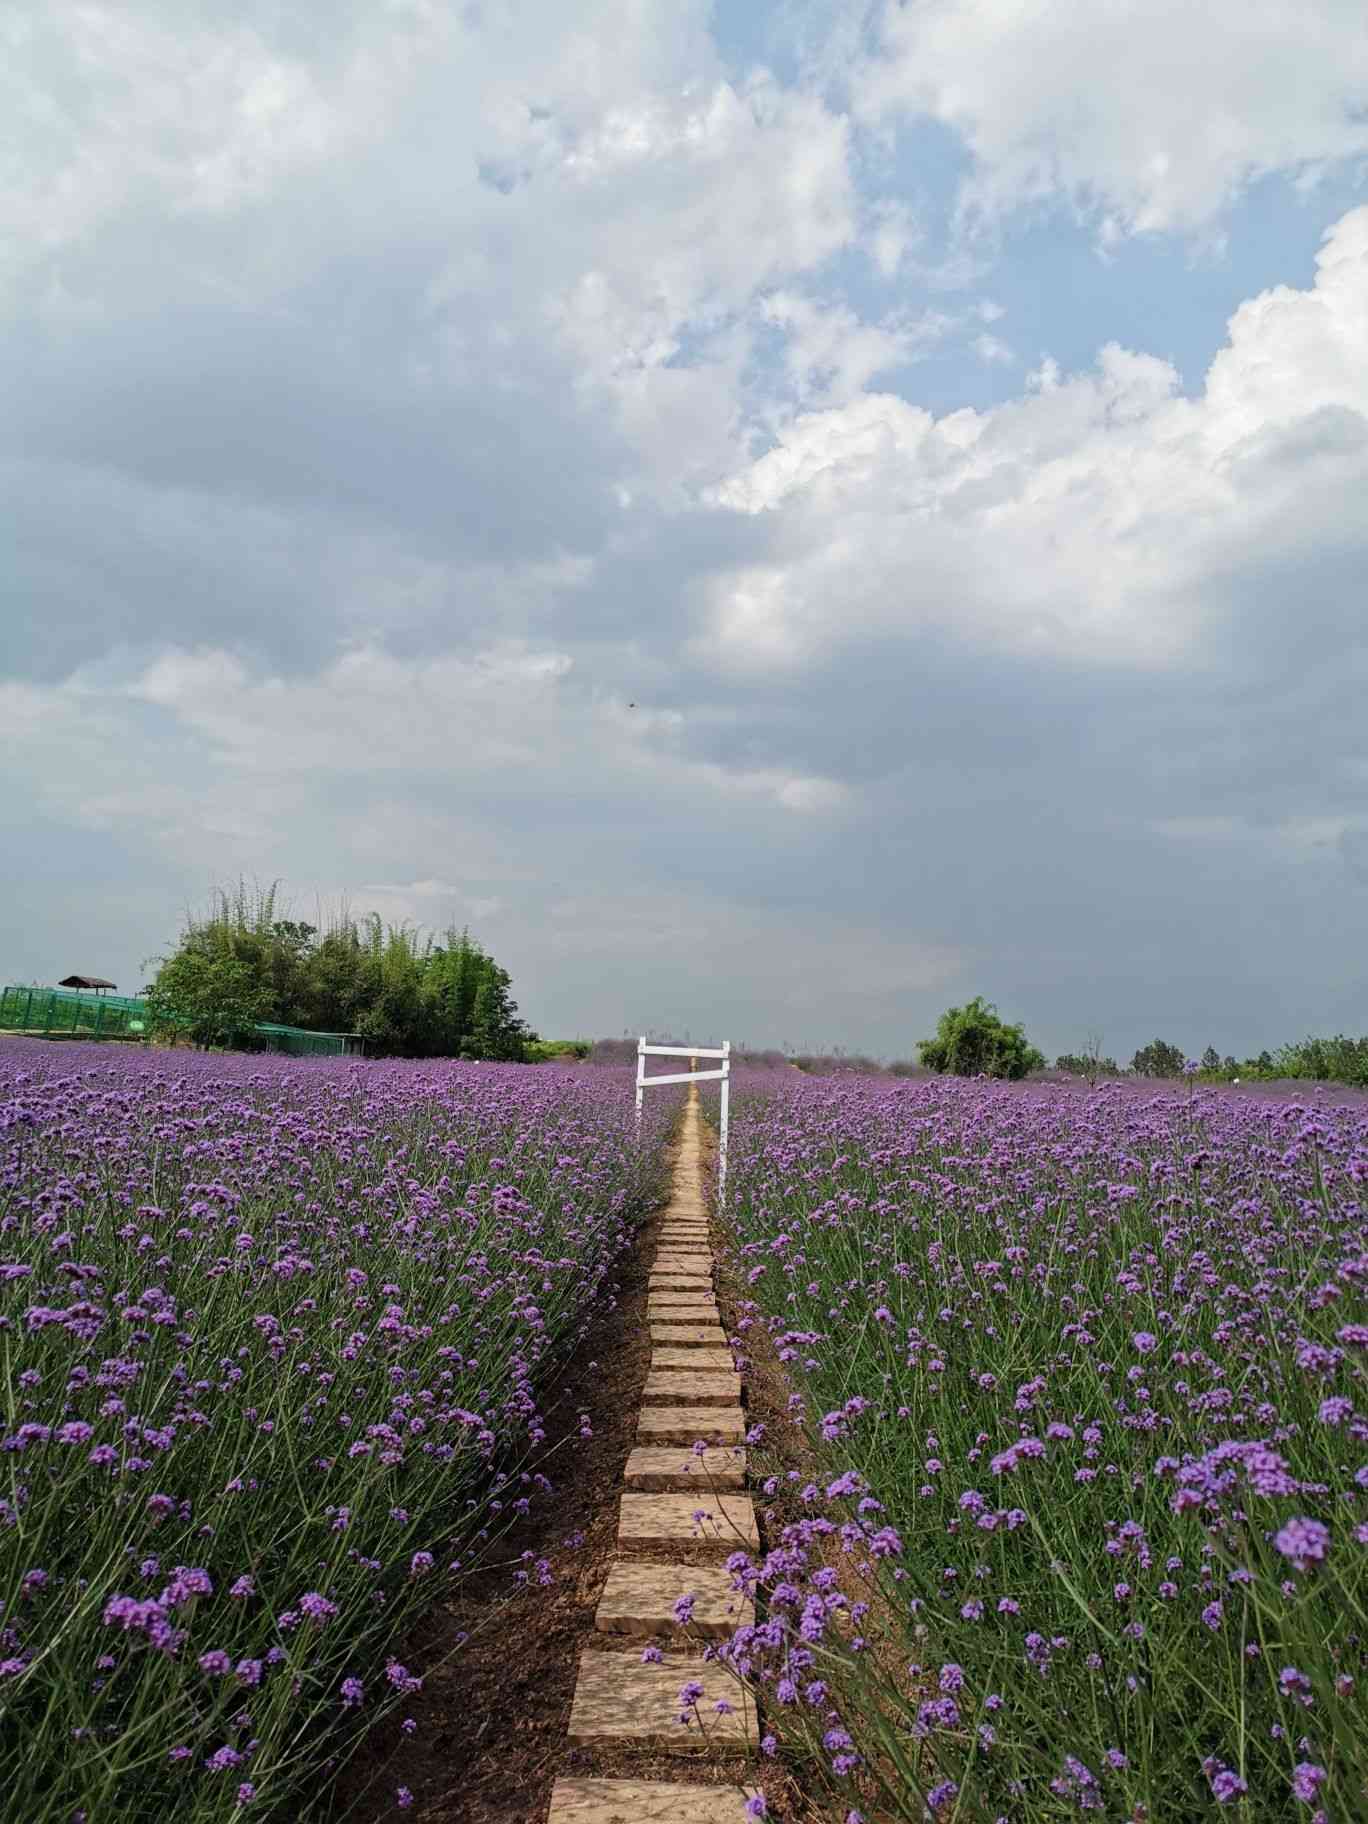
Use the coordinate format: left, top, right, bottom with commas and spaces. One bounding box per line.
1274, 1518, 1331, 1571
0, 1039, 675, 1820
711, 1068, 1368, 1823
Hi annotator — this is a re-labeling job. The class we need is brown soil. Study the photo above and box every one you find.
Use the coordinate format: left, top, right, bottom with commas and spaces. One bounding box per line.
331, 1111, 758, 1824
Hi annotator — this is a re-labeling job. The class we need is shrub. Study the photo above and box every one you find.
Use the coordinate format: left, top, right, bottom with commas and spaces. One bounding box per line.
917, 997, 1045, 1080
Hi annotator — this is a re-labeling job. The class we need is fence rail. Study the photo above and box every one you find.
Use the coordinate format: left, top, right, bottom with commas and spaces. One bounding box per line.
636, 1036, 730, 1207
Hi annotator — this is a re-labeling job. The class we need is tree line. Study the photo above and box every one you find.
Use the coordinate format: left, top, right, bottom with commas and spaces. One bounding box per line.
1058, 1034, 1368, 1087
144, 883, 533, 1059
914, 1000, 1368, 1087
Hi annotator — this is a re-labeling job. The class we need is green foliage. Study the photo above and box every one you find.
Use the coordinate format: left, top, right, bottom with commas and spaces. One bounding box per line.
144, 882, 534, 1060
1055, 1050, 1121, 1080
524, 1039, 591, 1064
917, 996, 1045, 1080
143, 945, 270, 1048
1270, 1032, 1368, 1086
1131, 1037, 1186, 1077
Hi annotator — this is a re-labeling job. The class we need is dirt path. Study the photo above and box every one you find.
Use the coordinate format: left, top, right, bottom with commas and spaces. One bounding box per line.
337, 1086, 758, 1824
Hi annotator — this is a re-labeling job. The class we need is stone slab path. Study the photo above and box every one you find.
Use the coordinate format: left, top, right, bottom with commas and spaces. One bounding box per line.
549, 1083, 756, 1824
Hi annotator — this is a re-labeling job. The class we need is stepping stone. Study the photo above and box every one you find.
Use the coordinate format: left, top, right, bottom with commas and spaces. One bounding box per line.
637, 1406, 745, 1446
643, 1371, 743, 1406
595, 1560, 753, 1638
619, 1492, 759, 1549
624, 1446, 746, 1491
548, 1779, 760, 1824
647, 1297, 719, 1317
652, 1346, 733, 1370
650, 1324, 727, 1346
566, 1650, 752, 1754
649, 1278, 713, 1294
654, 1257, 713, 1274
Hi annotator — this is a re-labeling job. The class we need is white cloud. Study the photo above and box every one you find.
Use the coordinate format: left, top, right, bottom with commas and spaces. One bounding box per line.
972, 331, 1014, 364
704, 206, 1368, 665
856, 0, 1368, 236
757, 289, 947, 405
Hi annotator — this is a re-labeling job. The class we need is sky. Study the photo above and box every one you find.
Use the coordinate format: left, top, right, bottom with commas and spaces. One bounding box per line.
4, 0, 1368, 1065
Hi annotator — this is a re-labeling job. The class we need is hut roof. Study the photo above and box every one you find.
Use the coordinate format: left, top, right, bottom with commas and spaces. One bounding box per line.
58, 975, 118, 990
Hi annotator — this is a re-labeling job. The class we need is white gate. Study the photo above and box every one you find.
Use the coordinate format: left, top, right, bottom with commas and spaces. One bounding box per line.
635, 1038, 730, 1207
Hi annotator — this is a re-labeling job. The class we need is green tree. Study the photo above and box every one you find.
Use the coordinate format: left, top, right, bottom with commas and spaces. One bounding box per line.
143, 945, 270, 1048
1130, 1039, 1186, 1078
146, 884, 535, 1059
917, 997, 1045, 1080
1056, 1050, 1121, 1081
1200, 1045, 1222, 1074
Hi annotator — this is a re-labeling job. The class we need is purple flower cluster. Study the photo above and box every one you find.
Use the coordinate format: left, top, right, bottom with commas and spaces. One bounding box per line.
711, 1071, 1368, 1819
0, 1039, 672, 1820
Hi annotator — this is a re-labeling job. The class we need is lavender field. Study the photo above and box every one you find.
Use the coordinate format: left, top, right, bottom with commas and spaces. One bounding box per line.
0, 1041, 671, 1821
719, 1075, 1368, 1821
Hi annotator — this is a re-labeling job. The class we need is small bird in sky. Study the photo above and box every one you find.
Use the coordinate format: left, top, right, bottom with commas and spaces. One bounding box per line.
628, 701, 636, 708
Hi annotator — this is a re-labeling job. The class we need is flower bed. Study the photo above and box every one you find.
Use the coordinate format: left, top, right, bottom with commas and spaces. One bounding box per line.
719, 1074, 1368, 1820
0, 1040, 670, 1821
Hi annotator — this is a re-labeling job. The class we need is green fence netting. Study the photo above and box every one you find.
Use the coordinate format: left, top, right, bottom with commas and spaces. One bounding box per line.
0, 986, 360, 1056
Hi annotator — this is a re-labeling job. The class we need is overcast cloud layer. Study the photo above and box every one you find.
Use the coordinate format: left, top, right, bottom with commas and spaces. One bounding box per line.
4, 0, 1367, 1061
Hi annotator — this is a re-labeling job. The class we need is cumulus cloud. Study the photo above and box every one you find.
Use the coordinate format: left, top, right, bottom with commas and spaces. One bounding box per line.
705, 207, 1368, 668
4, 1, 1367, 1057
857, 0, 1368, 236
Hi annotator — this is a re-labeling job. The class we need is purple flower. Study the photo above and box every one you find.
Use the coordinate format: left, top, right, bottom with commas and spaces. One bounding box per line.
1291, 1763, 1326, 1804
1209, 1768, 1247, 1804
1274, 1517, 1330, 1572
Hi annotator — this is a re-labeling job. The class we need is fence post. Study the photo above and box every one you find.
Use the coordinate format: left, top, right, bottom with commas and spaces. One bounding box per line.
635, 1036, 646, 1132
718, 1039, 731, 1211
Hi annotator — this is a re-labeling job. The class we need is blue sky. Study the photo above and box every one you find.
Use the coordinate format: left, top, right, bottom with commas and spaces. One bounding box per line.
4, 0, 1368, 1062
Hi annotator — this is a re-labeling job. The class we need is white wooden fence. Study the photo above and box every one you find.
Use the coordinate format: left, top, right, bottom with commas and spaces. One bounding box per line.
635, 1038, 730, 1207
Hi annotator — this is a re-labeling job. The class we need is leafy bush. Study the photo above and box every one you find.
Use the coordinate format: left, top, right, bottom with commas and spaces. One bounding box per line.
524, 1039, 590, 1063
144, 948, 270, 1048
917, 997, 1045, 1080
